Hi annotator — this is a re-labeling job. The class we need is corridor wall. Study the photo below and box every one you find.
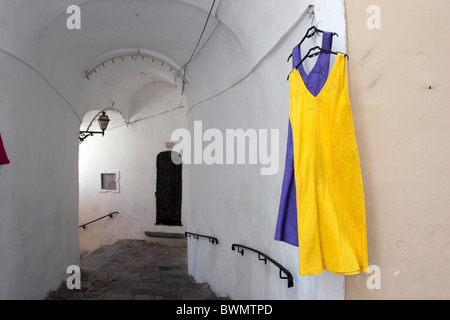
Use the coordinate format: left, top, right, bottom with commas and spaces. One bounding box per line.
183, 0, 349, 299
0, 51, 80, 299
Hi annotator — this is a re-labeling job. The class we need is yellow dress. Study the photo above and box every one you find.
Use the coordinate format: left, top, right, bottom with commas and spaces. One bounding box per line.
289, 54, 368, 276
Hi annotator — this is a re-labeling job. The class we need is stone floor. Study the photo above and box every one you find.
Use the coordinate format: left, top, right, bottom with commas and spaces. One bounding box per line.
45, 238, 224, 300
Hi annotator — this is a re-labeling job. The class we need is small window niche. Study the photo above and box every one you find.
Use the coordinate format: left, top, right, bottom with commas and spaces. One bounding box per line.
100, 171, 120, 193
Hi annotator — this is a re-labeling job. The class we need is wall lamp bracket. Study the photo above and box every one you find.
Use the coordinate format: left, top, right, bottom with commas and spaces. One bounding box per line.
79, 111, 110, 143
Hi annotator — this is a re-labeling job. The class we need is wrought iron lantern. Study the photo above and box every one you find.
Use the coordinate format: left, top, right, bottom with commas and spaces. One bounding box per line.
79, 111, 110, 143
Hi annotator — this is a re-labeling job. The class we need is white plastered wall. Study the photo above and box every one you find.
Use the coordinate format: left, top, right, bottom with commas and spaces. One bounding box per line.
0, 51, 80, 299
184, 0, 349, 300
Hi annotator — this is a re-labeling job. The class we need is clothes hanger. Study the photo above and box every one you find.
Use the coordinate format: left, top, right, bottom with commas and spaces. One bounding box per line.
296, 46, 349, 68
287, 46, 349, 80
287, 26, 338, 62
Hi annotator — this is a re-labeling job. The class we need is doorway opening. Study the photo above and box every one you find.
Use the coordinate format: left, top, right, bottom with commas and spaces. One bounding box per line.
155, 150, 182, 226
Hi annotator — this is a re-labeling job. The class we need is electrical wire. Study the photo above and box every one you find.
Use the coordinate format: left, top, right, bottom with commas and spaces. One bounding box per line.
186, 5, 315, 115
183, 0, 216, 69
181, 0, 216, 92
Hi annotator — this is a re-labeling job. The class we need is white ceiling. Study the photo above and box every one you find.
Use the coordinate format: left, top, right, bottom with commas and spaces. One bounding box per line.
0, 0, 315, 125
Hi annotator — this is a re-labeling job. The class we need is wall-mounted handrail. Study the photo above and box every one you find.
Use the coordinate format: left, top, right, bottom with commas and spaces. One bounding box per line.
185, 231, 219, 245
79, 211, 119, 229
231, 244, 294, 288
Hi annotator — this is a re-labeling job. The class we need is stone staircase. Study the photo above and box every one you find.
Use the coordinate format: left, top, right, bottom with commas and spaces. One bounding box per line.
45, 238, 226, 300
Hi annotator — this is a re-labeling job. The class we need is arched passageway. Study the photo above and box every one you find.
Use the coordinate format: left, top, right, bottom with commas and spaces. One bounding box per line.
77, 69, 187, 253
0, 0, 349, 299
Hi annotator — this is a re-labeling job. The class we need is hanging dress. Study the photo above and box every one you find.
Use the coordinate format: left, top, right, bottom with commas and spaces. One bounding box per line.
0, 133, 10, 165
275, 32, 333, 247
289, 53, 368, 276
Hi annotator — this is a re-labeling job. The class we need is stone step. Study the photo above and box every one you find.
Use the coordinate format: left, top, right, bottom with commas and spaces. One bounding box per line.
144, 231, 185, 238
144, 231, 187, 247
44, 239, 227, 300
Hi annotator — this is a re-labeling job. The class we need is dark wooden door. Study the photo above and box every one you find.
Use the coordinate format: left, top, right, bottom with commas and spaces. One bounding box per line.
155, 151, 182, 226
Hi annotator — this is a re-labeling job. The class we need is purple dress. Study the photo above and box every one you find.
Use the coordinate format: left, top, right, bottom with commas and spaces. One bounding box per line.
275, 32, 333, 246
0, 133, 10, 165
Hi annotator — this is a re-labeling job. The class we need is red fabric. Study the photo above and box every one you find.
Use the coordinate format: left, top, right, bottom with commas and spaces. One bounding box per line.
0, 133, 10, 165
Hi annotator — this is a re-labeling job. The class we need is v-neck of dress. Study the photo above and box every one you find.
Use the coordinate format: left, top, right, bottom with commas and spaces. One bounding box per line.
297, 36, 327, 81
294, 53, 342, 100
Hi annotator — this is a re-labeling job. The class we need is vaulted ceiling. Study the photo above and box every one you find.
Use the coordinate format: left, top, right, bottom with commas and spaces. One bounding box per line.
0, 0, 316, 125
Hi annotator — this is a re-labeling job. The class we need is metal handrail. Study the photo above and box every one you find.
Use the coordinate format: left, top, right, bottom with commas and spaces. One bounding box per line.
79, 211, 119, 229
231, 244, 294, 288
185, 231, 219, 245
